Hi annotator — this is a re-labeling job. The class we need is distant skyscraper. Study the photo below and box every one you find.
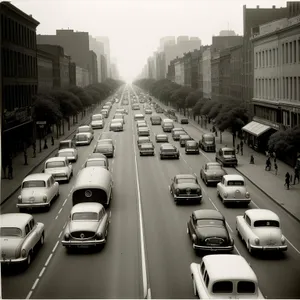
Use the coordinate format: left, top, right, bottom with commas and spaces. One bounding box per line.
159, 36, 176, 51
89, 35, 105, 82
177, 36, 189, 44
219, 30, 236, 36
95, 36, 111, 77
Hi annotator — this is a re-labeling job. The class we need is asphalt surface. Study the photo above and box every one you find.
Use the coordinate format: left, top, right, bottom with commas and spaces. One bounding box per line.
1, 84, 300, 299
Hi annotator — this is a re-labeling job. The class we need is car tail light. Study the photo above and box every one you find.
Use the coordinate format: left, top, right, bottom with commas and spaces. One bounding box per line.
254, 238, 260, 245
281, 236, 286, 244
18, 195, 22, 203
245, 192, 250, 198
223, 192, 228, 198
21, 249, 27, 258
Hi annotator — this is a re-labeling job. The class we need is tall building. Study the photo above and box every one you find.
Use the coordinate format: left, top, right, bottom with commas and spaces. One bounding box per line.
95, 36, 111, 77
88, 50, 98, 84
100, 54, 107, 81
202, 47, 212, 99
155, 52, 166, 80
37, 49, 54, 92
219, 30, 237, 36
89, 35, 105, 82
110, 63, 119, 80
147, 56, 156, 79
211, 35, 243, 52
230, 45, 244, 101
177, 36, 189, 43
159, 36, 176, 51
1, 1, 39, 156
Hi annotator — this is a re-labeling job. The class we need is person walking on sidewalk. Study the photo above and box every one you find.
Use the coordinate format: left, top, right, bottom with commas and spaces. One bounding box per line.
265, 157, 271, 171
274, 162, 278, 175
285, 172, 290, 190
240, 140, 244, 155
293, 166, 300, 184
236, 144, 240, 154
250, 154, 255, 164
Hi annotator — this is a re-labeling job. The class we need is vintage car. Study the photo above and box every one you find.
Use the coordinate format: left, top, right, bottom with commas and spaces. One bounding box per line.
137, 136, 151, 149
160, 143, 180, 159
145, 108, 152, 114
116, 108, 126, 115
216, 147, 238, 167
150, 115, 161, 125
172, 129, 186, 141
75, 132, 93, 146
59, 139, 76, 150
137, 121, 147, 128
56, 148, 78, 162
76, 125, 94, 139
180, 118, 189, 124
0, 213, 45, 267
170, 174, 202, 204
109, 121, 123, 132
199, 133, 216, 152
61, 203, 110, 250
102, 105, 111, 112
132, 104, 140, 110
162, 119, 174, 132
179, 134, 193, 147
72, 167, 113, 207
190, 255, 264, 299
96, 138, 115, 151
217, 174, 251, 205
200, 162, 227, 186
185, 140, 199, 154
187, 210, 234, 252
155, 134, 168, 143
90, 114, 104, 129
140, 143, 155, 156
111, 117, 124, 126
134, 113, 145, 121
17, 174, 59, 211
84, 158, 109, 170
94, 142, 114, 158
137, 127, 150, 136
44, 157, 73, 182
113, 113, 125, 124
236, 209, 288, 254
101, 109, 109, 118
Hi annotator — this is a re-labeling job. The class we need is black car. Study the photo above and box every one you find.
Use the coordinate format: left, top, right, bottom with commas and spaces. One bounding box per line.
140, 143, 155, 156
160, 143, 179, 159
185, 140, 199, 154
181, 118, 189, 124
187, 210, 234, 253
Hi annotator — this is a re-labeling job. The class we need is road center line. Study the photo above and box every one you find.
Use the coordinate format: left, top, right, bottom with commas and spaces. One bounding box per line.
38, 267, 46, 278
31, 278, 39, 290
25, 291, 33, 299
52, 241, 59, 253
44, 253, 53, 267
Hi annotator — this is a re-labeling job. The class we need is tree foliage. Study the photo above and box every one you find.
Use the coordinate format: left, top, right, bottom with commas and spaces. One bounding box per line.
185, 90, 202, 108
201, 100, 218, 115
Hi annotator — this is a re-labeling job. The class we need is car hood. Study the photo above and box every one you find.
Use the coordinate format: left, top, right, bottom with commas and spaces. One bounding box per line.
69, 221, 99, 233
21, 187, 47, 199
252, 227, 283, 239
196, 226, 229, 239
176, 183, 200, 190
45, 167, 68, 174
0, 237, 23, 259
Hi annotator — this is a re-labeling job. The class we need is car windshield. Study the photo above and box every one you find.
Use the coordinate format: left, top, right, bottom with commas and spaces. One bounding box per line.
139, 139, 149, 143
23, 180, 46, 188
86, 160, 106, 167
58, 152, 73, 157
181, 135, 190, 140
112, 123, 122, 127
204, 136, 214, 141
196, 219, 224, 227
207, 165, 222, 170
164, 122, 173, 126
59, 142, 70, 148
157, 135, 166, 138
187, 141, 197, 146
175, 131, 185, 135
76, 135, 88, 141
253, 220, 280, 227
0, 227, 23, 237
78, 127, 90, 133
98, 140, 112, 145
177, 178, 196, 184
46, 161, 66, 168
224, 150, 235, 155
92, 115, 102, 120
227, 180, 244, 186
237, 281, 256, 294
72, 212, 98, 221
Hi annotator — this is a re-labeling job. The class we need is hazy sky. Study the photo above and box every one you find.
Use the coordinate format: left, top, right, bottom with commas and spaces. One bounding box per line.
12, 0, 288, 82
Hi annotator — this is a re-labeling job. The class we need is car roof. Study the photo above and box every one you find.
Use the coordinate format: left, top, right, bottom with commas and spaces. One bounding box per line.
101, 108, 108, 111
223, 174, 244, 181
207, 162, 221, 167
180, 134, 190, 138
138, 137, 150, 140
58, 148, 75, 153
173, 127, 184, 131
46, 157, 67, 163
76, 132, 89, 136
193, 209, 224, 220
98, 139, 113, 143
246, 209, 280, 222
186, 140, 197, 144
163, 119, 173, 122
141, 143, 154, 147
1, 213, 33, 228
111, 121, 122, 125
71, 202, 104, 214
78, 125, 91, 129
202, 255, 258, 281
203, 133, 215, 137
92, 114, 102, 117
161, 143, 175, 148
23, 173, 52, 182
60, 139, 72, 143
222, 147, 235, 151
90, 153, 107, 159
157, 134, 167, 136
135, 113, 144, 116
176, 174, 196, 180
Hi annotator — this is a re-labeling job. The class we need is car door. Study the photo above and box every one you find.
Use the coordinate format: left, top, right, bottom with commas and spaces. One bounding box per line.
25, 222, 38, 250
241, 214, 252, 240
171, 177, 176, 193
188, 215, 197, 236
29, 218, 40, 246
66, 159, 72, 177
219, 177, 225, 197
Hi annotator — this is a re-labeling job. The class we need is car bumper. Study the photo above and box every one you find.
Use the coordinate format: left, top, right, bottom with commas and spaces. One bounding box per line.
163, 128, 172, 132
51, 175, 69, 181
61, 239, 106, 247
223, 198, 251, 203
223, 160, 238, 166
201, 146, 215, 152
250, 244, 288, 251
174, 195, 202, 201
17, 202, 49, 208
206, 177, 223, 183
1, 257, 28, 264
193, 244, 234, 252
161, 154, 179, 158
156, 139, 168, 142
140, 151, 154, 155
172, 137, 180, 140
185, 149, 199, 153
110, 128, 123, 131
76, 141, 90, 145
91, 125, 103, 129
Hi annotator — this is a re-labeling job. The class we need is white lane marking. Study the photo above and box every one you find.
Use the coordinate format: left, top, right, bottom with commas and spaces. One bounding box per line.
55, 215, 58, 220
58, 231, 63, 238
31, 278, 39, 290
52, 241, 59, 253
45, 253, 53, 267
63, 198, 68, 206
63, 221, 67, 228
38, 267, 46, 278
58, 207, 62, 214
26, 291, 33, 299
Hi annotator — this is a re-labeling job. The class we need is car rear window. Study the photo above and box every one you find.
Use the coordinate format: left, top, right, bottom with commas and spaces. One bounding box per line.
0, 227, 22, 237
85, 160, 106, 167
72, 212, 98, 221
254, 220, 280, 227
58, 152, 73, 157
77, 127, 90, 133
23, 180, 46, 188
46, 161, 66, 168
212, 281, 233, 293
224, 150, 235, 155
227, 180, 244, 186
76, 135, 88, 141
237, 281, 256, 294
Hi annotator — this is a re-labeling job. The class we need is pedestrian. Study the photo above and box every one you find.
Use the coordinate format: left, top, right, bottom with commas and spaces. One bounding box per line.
51, 136, 54, 146
32, 142, 36, 158
250, 154, 255, 164
274, 162, 278, 175
236, 144, 240, 154
285, 172, 290, 190
273, 152, 277, 163
265, 157, 271, 171
240, 140, 243, 156
294, 167, 300, 184
8, 154, 13, 180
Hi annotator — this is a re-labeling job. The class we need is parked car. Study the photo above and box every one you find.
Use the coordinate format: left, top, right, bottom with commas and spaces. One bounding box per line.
145, 108, 152, 114
137, 127, 150, 136
61, 203, 111, 250
217, 174, 251, 206
187, 210, 234, 252
199, 133, 216, 152
180, 118, 189, 124
200, 162, 227, 186
137, 136, 151, 149
190, 255, 264, 299
94, 142, 114, 158
179, 134, 193, 147
75, 132, 92, 146
109, 121, 123, 132
113, 113, 125, 124
185, 140, 199, 154
162, 119, 174, 132
101, 109, 109, 118
90, 114, 104, 129
155, 134, 168, 143
17, 174, 59, 211
140, 143, 155, 156
59, 139, 76, 150
160, 143, 180, 159
0, 213, 45, 267
56, 148, 78, 162
216, 147, 238, 167
236, 209, 288, 254
137, 121, 147, 128
169, 174, 202, 204
96, 138, 115, 151
44, 157, 73, 182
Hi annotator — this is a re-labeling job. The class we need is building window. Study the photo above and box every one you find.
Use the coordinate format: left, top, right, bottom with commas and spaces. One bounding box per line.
298, 40, 300, 63
273, 49, 275, 66
266, 50, 268, 67
283, 77, 286, 99
294, 40, 297, 63
282, 44, 285, 64
286, 43, 289, 63
273, 78, 276, 100
294, 77, 297, 100
269, 49, 272, 66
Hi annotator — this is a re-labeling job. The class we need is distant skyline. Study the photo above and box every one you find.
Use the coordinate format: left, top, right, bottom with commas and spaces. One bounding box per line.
12, 0, 288, 82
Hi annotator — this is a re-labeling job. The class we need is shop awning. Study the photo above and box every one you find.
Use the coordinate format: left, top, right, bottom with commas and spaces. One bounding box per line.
242, 121, 271, 137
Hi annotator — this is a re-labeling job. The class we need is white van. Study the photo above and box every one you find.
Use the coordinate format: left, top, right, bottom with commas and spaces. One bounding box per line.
162, 119, 174, 132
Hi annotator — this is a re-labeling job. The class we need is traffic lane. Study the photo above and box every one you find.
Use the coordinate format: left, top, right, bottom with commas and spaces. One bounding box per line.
30, 117, 142, 299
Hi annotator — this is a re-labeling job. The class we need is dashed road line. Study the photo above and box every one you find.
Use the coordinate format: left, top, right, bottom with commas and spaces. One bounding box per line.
55, 215, 58, 220
38, 267, 46, 278
26, 291, 33, 299
58, 207, 63, 214
52, 241, 59, 253
31, 278, 39, 290
58, 231, 63, 238
63, 198, 68, 206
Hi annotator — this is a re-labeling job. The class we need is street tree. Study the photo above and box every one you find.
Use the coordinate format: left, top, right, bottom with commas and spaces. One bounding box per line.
170, 86, 193, 115
201, 100, 218, 116
69, 86, 93, 108
185, 90, 202, 109
207, 102, 222, 119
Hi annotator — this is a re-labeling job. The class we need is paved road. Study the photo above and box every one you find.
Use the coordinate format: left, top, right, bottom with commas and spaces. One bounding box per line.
1, 84, 300, 299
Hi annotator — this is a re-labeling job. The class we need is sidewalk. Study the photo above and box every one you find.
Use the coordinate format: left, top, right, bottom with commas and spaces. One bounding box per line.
158, 100, 300, 223
0, 105, 99, 205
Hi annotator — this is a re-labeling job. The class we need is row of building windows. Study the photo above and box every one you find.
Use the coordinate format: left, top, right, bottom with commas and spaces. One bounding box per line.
254, 77, 300, 101
3, 84, 37, 111
255, 48, 279, 68
2, 49, 37, 78
282, 39, 300, 64
1, 15, 37, 49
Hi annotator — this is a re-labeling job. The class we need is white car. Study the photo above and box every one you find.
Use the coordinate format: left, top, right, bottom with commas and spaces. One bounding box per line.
217, 174, 251, 205
111, 118, 124, 126
90, 114, 104, 129
44, 157, 73, 182
113, 113, 125, 123
17, 174, 59, 211
75, 132, 93, 145
76, 125, 94, 139
236, 209, 288, 254
190, 254, 264, 299
101, 109, 109, 118
57, 148, 78, 162
110, 121, 123, 132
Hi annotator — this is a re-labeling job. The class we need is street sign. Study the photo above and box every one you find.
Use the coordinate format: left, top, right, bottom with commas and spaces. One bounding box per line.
36, 121, 46, 125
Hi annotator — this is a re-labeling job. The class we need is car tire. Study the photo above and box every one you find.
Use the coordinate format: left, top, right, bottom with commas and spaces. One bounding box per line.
45, 204, 50, 212
192, 277, 198, 296
19, 208, 26, 213
26, 251, 32, 267
247, 240, 252, 254
40, 233, 45, 246
140, 153, 142, 156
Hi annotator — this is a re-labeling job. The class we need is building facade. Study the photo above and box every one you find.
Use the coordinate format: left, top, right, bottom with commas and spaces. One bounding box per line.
89, 35, 105, 82
191, 49, 202, 90
183, 52, 192, 87
1, 1, 39, 155
76, 66, 89, 88
95, 36, 111, 77
155, 52, 166, 80
202, 47, 212, 99
88, 50, 98, 84
174, 58, 184, 85
166, 58, 176, 82
69, 62, 76, 86
211, 35, 243, 52
219, 48, 231, 101
100, 54, 107, 82
37, 49, 53, 92
211, 51, 220, 101
230, 44, 244, 101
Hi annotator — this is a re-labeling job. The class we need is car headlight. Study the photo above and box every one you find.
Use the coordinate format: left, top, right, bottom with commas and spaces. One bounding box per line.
21, 249, 27, 258
281, 236, 286, 244
64, 233, 70, 240
96, 232, 103, 240
43, 195, 47, 202
223, 192, 228, 198
196, 188, 201, 194
254, 238, 260, 245
175, 188, 180, 195
245, 192, 250, 198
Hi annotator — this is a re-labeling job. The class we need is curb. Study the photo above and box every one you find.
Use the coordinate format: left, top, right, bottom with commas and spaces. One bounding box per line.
234, 167, 300, 224
1, 110, 95, 206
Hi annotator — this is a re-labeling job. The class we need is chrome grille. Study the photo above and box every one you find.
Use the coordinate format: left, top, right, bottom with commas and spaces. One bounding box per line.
205, 237, 224, 246
71, 231, 95, 239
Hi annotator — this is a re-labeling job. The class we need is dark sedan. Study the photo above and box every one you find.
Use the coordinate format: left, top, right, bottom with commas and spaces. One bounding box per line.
187, 209, 234, 253
160, 143, 179, 159
185, 140, 199, 154
140, 143, 155, 156
155, 134, 168, 143
180, 118, 189, 124
200, 162, 227, 186
179, 134, 193, 147
93, 143, 114, 158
